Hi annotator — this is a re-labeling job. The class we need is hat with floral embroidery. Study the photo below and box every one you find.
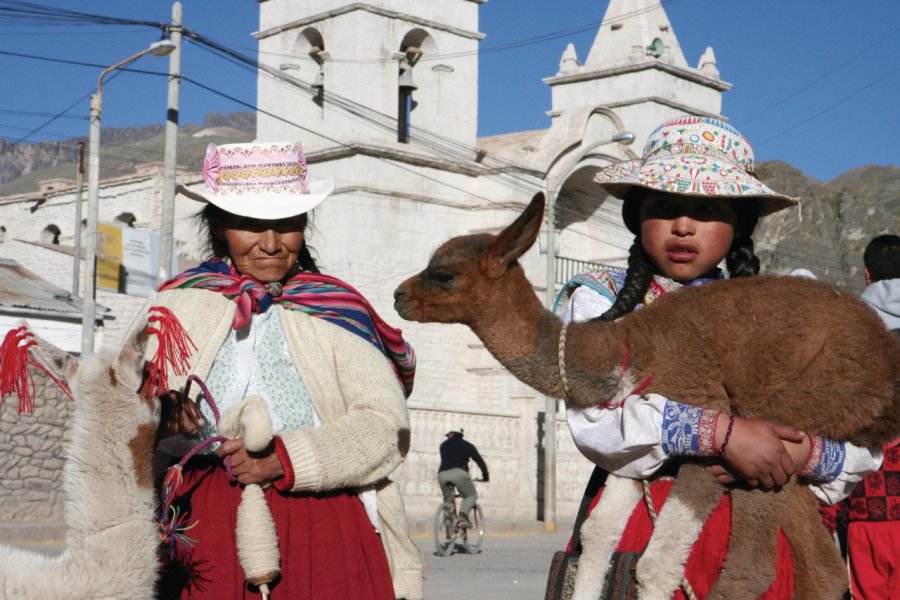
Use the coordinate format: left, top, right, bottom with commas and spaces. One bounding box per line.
176, 141, 333, 219
594, 116, 797, 217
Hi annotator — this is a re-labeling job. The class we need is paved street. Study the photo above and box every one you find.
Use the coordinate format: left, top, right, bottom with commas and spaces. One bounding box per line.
11, 526, 575, 599
413, 528, 572, 599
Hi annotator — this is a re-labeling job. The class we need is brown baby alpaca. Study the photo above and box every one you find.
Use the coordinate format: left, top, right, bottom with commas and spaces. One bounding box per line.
394, 192, 899, 599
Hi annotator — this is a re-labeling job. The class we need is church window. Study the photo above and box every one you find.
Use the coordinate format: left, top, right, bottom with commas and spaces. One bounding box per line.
41, 224, 61, 245
114, 212, 136, 227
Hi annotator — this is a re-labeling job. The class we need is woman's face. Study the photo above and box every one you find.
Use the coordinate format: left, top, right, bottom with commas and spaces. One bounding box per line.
639, 193, 738, 282
216, 214, 306, 282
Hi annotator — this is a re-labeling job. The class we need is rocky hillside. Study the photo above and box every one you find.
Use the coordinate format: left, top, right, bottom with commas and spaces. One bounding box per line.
0, 112, 255, 195
754, 161, 899, 294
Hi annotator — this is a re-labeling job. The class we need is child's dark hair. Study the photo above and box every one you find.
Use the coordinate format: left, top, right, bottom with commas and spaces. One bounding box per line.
598, 191, 760, 321
197, 203, 320, 273
863, 234, 900, 282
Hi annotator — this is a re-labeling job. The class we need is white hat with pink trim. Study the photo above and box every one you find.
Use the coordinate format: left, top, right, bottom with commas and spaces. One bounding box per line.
594, 116, 797, 217
177, 141, 334, 219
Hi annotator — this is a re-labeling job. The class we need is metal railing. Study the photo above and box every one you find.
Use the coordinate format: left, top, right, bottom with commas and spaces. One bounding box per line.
555, 255, 610, 286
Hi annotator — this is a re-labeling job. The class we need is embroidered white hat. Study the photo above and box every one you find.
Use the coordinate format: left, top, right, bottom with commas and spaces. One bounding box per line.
594, 116, 797, 217
177, 141, 334, 219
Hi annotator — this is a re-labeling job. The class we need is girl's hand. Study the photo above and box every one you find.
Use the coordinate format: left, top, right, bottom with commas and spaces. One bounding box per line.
711, 415, 805, 490
217, 438, 285, 486
158, 391, 205, 437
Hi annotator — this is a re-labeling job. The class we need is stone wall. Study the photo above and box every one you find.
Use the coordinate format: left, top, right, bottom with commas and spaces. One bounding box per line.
0, 371, 71, 542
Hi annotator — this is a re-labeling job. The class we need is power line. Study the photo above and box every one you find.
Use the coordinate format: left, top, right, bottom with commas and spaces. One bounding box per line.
757, 63, 900, 147
738, 25, 900, 127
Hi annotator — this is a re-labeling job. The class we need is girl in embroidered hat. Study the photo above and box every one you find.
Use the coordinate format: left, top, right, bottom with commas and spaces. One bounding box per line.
555, 116, 880, 598
149, 141, 423, 599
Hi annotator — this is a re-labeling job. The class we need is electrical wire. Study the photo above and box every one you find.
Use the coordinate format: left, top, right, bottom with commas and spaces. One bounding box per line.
737, 24, 900, 127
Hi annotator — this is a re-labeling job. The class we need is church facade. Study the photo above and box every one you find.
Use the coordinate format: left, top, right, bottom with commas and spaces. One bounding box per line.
0, 0, 730, 526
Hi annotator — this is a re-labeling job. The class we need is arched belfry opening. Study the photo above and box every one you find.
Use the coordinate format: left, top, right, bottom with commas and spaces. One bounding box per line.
293, 28, 326, 107
396, 29, 434, 143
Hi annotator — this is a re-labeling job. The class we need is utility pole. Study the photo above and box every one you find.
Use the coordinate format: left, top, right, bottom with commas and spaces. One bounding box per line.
540, 129, 635, 533
81, 94, 101, 357
72, 142, 85, 298
158, 1, 183, 284
542, 190, 558, 533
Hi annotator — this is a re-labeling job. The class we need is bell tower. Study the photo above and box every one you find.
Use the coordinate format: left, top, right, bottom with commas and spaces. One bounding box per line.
254, 0, 484, 152
543, 0, 731, 145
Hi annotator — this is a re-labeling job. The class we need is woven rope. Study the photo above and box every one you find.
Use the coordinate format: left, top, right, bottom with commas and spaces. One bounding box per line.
641, 480, 699, 600
558, 325, 575, 401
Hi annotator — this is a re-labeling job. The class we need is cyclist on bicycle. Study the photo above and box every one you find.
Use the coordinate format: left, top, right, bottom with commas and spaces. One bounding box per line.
438, 428, 489, 528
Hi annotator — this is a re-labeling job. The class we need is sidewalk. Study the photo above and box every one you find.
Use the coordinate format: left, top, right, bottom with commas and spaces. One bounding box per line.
412, 527, 573, 599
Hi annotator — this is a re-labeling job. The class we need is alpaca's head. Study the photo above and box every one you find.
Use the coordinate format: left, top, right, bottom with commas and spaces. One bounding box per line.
72, 324, 150, 406
394, 192, 545, 324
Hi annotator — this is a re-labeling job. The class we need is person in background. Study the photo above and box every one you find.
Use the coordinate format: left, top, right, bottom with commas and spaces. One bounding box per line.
438, 428, 489, 528
150, 140, 423, 600
834, 233, 899, 600
861, 233, 900, 332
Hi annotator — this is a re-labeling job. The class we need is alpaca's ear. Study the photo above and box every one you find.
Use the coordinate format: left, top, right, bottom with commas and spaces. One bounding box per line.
117, 320, 150, 384
28, 331, 78, 383
484, 192, 545, 278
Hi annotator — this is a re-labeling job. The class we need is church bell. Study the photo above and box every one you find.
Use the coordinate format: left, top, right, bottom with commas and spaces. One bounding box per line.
312, 70, 325, 92
398, 64, 417, 92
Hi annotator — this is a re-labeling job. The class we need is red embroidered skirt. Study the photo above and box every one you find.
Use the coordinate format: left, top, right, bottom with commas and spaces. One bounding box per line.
576, 479, 794, 599
159, 463, 395, 600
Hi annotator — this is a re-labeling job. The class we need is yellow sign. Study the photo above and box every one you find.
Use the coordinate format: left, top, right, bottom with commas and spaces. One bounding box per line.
97, 223, 123, 292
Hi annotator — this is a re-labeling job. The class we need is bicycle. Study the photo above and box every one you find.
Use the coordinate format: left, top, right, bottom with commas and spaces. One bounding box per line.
433, 487, 485, 556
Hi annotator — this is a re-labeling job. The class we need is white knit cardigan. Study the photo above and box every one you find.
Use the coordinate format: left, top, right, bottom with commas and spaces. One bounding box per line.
145, 289, 424, 600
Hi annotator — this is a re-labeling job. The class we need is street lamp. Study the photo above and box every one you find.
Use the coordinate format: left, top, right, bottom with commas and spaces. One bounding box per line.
541, 129, 635, 533
80, 38, 176, 357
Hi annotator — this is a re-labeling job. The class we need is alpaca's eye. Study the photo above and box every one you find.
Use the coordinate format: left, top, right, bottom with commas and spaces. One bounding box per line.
432, 272, 455, 285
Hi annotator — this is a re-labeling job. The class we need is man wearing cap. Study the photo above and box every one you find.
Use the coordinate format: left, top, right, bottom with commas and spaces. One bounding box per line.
438, 428, 489, 528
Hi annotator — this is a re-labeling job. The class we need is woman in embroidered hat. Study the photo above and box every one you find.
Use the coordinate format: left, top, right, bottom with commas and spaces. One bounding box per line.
149, 141, 423, 599
555, 117, 880, 598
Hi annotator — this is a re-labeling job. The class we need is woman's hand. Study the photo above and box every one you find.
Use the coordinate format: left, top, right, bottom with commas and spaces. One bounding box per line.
217, 438, 285, 486
158, 391, 205, 437
707, 415, 806, 490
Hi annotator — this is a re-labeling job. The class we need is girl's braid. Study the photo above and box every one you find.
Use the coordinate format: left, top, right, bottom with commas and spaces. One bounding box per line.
726, 204, 761, 278
725, 234, 760, 278
596, 240, 655, 321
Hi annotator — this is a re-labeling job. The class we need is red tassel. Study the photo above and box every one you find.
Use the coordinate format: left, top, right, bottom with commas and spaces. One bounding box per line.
0, 326, 33, 412
142, 306, 197, 398
0, 326, 75, 413
160, 463, 185, 507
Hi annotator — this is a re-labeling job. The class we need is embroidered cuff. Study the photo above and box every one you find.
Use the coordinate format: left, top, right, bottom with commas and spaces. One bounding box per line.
661, 401, 719, 457
272, 436, 295, 492
798, 436, 846, 482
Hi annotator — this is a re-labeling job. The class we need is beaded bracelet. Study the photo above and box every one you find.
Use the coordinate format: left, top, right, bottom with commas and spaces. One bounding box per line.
718, 415, 736, 456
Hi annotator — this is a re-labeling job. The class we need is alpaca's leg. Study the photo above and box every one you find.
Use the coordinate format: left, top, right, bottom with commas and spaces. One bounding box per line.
637, 463, 724, 600
778, 484, 847, 600
706, 488, 781, 600
572, 475, 643, 600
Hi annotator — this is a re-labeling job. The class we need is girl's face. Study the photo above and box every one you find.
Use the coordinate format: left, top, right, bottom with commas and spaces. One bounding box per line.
216, 214, 306, 282
639, 193, 738, 282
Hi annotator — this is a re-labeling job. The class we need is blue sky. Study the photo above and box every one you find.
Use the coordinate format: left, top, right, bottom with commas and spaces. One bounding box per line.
1, 0, 897, 181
